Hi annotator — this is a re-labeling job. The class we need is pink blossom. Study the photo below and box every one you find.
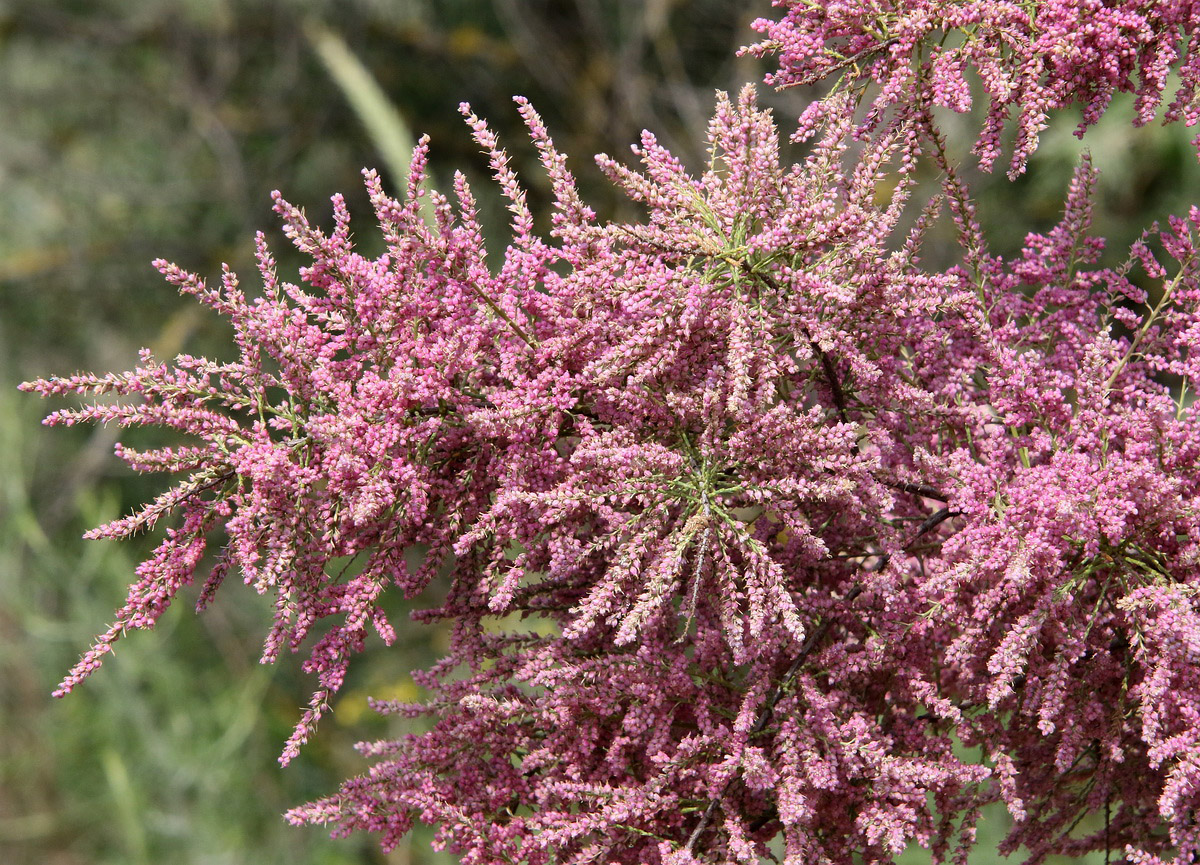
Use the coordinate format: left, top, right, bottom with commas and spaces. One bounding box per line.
22, 7, 1200, 863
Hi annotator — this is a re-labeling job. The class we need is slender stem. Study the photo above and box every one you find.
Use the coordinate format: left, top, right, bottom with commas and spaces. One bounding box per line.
810, 334, 850, 426
467, 282, 539, 349
1103, 264, 1189, 394
883, 480, 949, 502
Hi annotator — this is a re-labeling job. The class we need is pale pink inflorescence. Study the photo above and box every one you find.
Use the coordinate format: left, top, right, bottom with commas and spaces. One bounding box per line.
746, 0, 1200, 176
22, 4, 1200, 863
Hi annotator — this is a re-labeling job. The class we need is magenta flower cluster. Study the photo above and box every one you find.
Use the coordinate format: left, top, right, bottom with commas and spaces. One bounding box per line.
22, 3, 1200, 863
747, 0, 1200, 176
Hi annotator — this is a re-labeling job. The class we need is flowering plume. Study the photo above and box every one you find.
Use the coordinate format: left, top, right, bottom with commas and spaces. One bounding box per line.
747, 0, 1200, 176
23, 4, 1200, 863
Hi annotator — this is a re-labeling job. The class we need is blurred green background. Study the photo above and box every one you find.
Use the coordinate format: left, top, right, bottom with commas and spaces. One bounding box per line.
2, 2, 1199, 863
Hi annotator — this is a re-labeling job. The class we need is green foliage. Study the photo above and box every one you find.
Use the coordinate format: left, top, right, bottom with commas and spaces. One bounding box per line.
0, 373, 411, 863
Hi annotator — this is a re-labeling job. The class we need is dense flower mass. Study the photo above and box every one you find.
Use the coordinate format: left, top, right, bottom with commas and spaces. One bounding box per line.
746, 0, 1200, 175
22, 3, 1200, 863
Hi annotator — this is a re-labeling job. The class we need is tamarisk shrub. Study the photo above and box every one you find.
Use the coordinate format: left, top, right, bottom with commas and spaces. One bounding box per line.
746, 0, 1200, 177
21, 2, 1200, 863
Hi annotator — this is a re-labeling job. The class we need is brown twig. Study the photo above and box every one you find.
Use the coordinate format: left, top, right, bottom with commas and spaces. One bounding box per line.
810, 335, 851, 426
882, 480, 949, 502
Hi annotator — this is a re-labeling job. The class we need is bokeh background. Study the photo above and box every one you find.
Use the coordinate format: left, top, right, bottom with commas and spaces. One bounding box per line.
2, 2, 1199, 863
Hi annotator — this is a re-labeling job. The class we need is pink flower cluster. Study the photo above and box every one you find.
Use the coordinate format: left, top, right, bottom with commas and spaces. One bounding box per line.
22, 4, 1200, 863
746, 0, 1200, 176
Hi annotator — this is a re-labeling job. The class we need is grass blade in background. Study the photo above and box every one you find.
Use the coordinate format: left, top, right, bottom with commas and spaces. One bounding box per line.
305, 18, 437, 225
